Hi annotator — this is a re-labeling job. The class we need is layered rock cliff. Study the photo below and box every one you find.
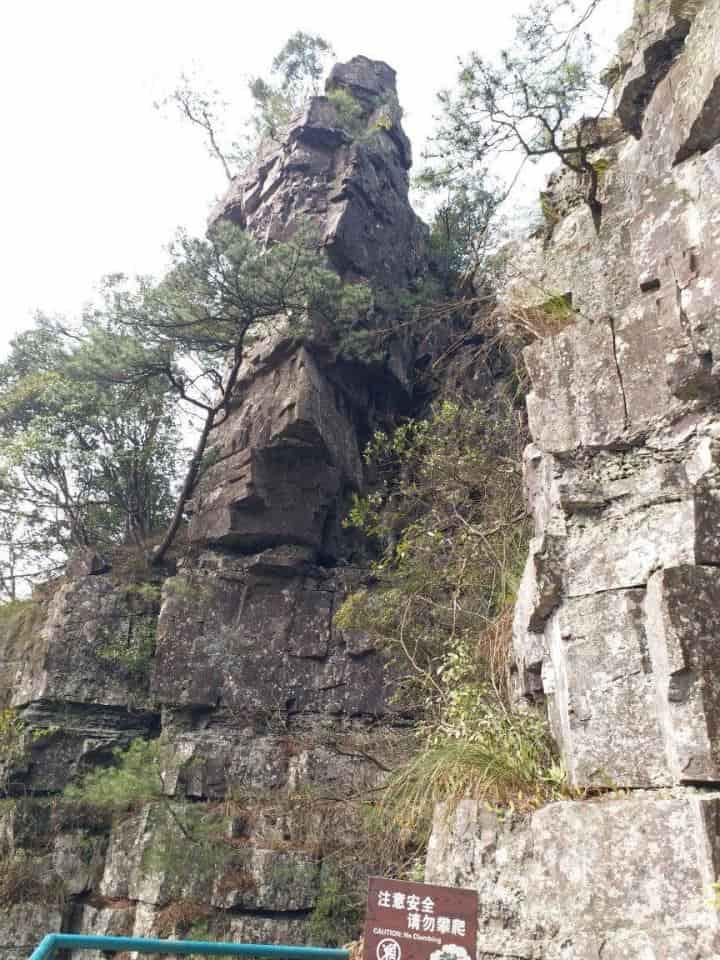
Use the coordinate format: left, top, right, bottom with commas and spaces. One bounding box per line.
426, 0, 720, 956
0, 57, 428, 956
3, 7, 720, 958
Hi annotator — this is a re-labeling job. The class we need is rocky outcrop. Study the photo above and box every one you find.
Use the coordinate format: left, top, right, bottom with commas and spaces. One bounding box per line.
210, 56, 426, 288
427, 793, 720, 959
509, 0, 720, 791
192, 57, 427, 556
0, 56, 424, 956
426, 0, 720, 955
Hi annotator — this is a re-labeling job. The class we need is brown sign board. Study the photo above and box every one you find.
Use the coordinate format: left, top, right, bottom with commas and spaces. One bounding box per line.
364, 877, 478, 960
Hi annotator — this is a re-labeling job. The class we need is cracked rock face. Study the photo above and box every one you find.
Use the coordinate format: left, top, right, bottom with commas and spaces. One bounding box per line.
426, 1, 720, 956
0, 56, 421, 955
426, 794, 720, 959
192, 57, 427, 557
509, 0, 720, 792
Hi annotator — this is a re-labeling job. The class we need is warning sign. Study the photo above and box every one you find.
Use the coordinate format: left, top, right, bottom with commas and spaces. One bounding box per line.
363, 877, 478, 960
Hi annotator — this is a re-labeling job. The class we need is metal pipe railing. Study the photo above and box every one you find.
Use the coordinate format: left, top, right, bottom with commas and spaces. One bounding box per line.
27, 935, 350, 960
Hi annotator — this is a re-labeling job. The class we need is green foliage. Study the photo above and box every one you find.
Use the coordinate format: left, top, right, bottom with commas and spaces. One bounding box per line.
89, 221, 363, 564
0, 707, 25, 792
539, 191, 561, 229
142, 803, 231, 883
337, 394, 561, 849
378, 704, 557, 846
338, 399, 528, 702
65, 738, 164, 809
29, 724, 61, 744
113, 222, 362, 369
0, 597, 44, 634
326, 88, 366, 138
160, 33, 334, 179
155, 75, 253, 182
423, 1, 608, 225
96, 614, 157, 680
308, 863, 363, 947
590, 156, 612, 179
124, 581, 162, 603
541, 293, 575, 325
415, 169, 503, 288
250, 32, 335, 140
65, 738, 232, 883
710, 881, 720, 910
0, 313, 182, 588
272, 32, 334, 96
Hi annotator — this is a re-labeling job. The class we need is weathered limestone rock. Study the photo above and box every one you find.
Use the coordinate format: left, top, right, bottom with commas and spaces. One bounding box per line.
509, 0, 720, 792
213, 56, 425, 288
0, 905, 66, 960
645, 565, 720, 783
187, 347, 363, 553
426, 795, 720, 959
609, 0, 701, 138
431, 4, 720, 957
0, 574, 159, 792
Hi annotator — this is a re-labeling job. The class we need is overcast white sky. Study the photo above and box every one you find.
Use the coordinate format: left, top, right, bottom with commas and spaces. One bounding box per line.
0, 0, 632, 358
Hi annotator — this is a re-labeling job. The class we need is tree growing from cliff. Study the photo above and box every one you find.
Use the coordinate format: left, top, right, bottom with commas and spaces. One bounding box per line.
0, 316, 181, 591
108, 222, 361, 565
158, 76, 249, 182
423, 0, 610, 231
161, 32, 335, 180
249, 32, 336, 140
417, 169, 504, 292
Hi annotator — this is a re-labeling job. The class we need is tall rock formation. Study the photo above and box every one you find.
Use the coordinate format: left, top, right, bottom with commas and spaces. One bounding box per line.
191, 56, 427, 559
0, 58, 426, 956
426, 1, 720, 956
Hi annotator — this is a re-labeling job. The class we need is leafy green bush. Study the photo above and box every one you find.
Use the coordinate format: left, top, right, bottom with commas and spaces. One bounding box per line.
96, 614, 157, 680
378, 702, 558, 845
66, 738, 231, 883
326, 88, 366, 138
65, 738, 164, 809
337, 393, 561, 848
338, 397, 528, 709
308, 863, 363, 947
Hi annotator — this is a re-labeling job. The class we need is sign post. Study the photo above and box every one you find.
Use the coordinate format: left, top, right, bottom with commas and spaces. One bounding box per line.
363, 878, 478, 960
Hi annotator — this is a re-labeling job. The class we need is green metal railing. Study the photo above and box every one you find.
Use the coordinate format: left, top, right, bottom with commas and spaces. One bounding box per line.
28, 935, 349, 960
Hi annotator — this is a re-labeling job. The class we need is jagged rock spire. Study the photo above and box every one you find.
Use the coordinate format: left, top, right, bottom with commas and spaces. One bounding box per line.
210, 55, 427, 288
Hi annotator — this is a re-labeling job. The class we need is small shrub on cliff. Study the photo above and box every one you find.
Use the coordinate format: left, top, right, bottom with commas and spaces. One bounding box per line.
0, 707, 26, 794
338, 397, 528, 709
96, 614, 157, 681
308, 863, 363, 947
66, 737, 232, 884
65, 738, 164, 809
497, 289, 578, 341
378, 701, 557, 845
326, 88, 366, 138
337, 394, 560, 847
